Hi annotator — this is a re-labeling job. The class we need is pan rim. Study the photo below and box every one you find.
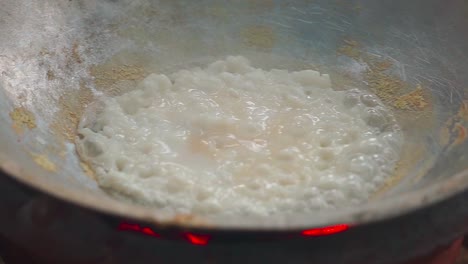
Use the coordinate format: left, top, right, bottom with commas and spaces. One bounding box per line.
1, 159, 468, 231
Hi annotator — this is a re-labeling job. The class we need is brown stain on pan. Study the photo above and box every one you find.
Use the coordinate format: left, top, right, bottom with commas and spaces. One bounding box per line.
338, 38, 432, 113
88, 50, 154, 96
440, 100, 468, 148
393, 86, 430, 111
453, 123, 467, 146
9, 107, 37, 135
241, 25, 276, 50
90, 63, 147, 96
64, 41, 83, 69
71, 42, 83, 64
366, 68, 405, 104
46, 69, 56, 81
50, 83, 95, 143
459, 100, 468, 121
337, 39, 362, 60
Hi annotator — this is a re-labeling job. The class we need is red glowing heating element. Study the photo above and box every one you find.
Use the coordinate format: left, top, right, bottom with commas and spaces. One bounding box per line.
118, 222, 161, 238
118, 222, 349, 246
302, 224, 350, 237
185, 233, 211, 246
118, 222, 210, 245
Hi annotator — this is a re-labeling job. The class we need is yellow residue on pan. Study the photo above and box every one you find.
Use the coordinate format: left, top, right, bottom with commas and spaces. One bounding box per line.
393, 86, 430, 111
366, 69, 405, 103
32, 154, 57, 172
51, 83, 95, 142
338, 39, 431, 112
90, 64, 147, 94
9, 107, 37, 135
337, 39, 362, 60
80, 161, 96, 181
241, 25, 275, 50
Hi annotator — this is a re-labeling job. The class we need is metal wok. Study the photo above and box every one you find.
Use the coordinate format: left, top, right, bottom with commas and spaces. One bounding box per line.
0, 0, 468, 263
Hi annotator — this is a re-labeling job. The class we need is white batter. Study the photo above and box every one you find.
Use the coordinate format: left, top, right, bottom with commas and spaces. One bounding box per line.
77, 56, 402, 216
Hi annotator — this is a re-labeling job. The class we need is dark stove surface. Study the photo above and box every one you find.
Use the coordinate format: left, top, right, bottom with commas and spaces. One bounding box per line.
2, 169, 468, 264
457, 245, 468, 264
0, 235, 467, 264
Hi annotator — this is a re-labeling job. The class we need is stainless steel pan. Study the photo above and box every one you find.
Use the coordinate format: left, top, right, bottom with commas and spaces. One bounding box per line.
0, 0, 467, 263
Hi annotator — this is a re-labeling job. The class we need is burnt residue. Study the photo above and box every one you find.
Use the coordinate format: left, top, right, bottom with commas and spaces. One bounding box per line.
50, 83, 94, 143
338, 38, 432, 112
9, 107, 37, 135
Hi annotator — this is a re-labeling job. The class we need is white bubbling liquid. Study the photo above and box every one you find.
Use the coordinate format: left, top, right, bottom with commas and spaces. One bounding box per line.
77, 56, 402, 216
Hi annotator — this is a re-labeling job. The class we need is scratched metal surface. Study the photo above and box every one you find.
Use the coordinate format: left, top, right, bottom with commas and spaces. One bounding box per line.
0, 0, 467, 229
